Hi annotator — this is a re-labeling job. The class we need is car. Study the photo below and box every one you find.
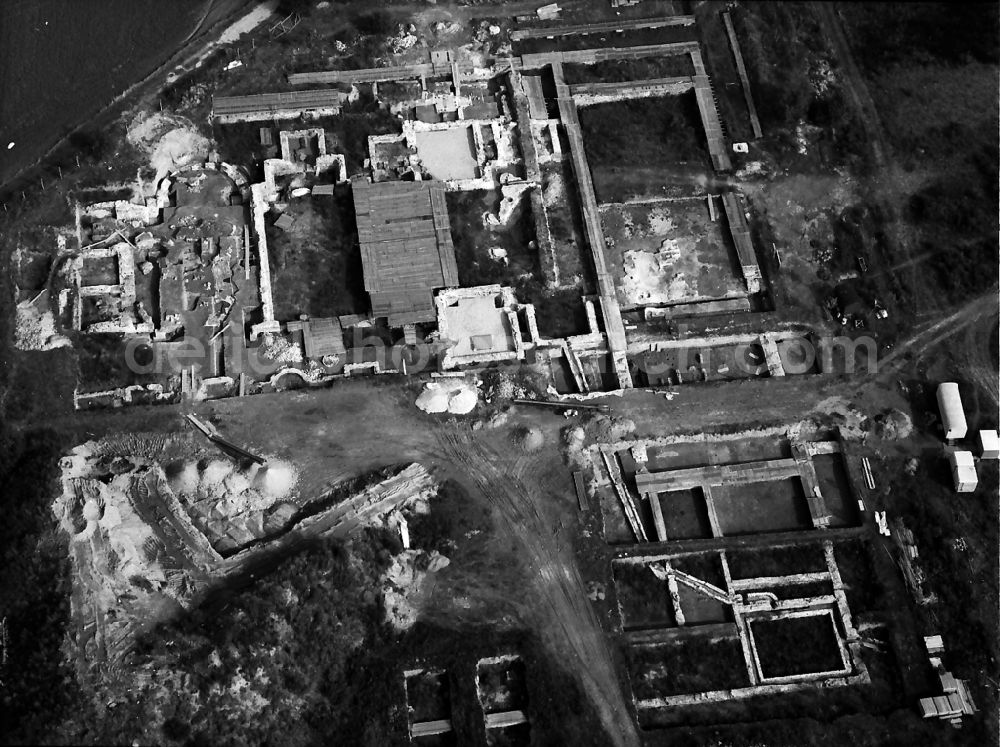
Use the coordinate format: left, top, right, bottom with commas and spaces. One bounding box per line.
856, 256, 868, 273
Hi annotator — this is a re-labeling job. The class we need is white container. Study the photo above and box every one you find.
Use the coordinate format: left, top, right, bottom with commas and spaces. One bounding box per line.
948, 450, 977, 492
937, 383, 968, 440
977, 429, 999, 459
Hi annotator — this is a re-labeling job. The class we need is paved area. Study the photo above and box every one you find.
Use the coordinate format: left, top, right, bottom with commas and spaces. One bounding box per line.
414, 127, 478, 180
439, 293, 515, 357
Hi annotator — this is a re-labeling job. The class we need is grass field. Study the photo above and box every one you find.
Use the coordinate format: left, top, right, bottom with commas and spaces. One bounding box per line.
628, 638, 750, 699
749, 612, 846, 678
656, 488, 711, 540
726, 543, 829, 579
579, 94, 709, 171
613, 562, 675, 630
713, 478, 812, 535
563, 55, 695, 85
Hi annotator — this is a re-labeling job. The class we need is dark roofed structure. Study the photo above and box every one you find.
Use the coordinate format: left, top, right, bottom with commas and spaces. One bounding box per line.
308, 317, 345, 357
212, 89, 348, 120
352, 178, 458, 326
287, 317, 345, 359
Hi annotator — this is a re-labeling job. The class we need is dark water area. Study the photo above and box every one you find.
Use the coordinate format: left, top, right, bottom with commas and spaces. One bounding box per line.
0, 0, 245, 188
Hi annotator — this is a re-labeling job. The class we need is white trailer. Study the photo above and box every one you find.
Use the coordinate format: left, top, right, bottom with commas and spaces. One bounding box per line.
937, 383, 968, 440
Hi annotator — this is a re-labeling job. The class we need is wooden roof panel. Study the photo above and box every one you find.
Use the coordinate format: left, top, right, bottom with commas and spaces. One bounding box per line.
352, 178, 458, 322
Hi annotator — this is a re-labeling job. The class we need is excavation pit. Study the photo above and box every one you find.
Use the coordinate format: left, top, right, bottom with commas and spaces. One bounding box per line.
748, 610, 850, 681
600, 199, 748, 310
711, 478, 813, 536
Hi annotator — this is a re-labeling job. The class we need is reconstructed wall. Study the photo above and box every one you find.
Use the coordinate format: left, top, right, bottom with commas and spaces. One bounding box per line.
249, 183, 279, 339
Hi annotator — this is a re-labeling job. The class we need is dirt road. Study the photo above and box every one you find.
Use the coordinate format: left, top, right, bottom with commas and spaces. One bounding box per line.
813, 2, 888, 167
207, 386, 637, 744
875, 286, 999, 387
812, 2, 940, 323
433, 428, 639, 747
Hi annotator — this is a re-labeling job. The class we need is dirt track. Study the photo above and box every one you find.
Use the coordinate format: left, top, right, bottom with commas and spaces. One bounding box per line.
433, 427, 639, 747
875, 286, 999, 402
813, 2, 888, 167
209, 388, 639, 744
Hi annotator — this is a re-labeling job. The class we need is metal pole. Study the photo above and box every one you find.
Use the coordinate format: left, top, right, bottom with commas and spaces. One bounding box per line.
512, 398, 610, 413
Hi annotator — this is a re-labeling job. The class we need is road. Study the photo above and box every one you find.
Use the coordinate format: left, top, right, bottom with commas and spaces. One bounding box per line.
813, 2, 888, 167
434, 428, 640, 747
875, 286, 999, 388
